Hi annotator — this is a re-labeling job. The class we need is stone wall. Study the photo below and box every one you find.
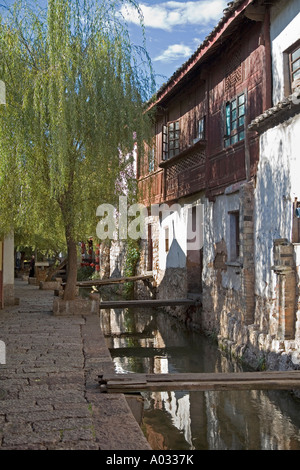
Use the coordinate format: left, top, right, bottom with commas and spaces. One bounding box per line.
248, 111, 300, 371
134, 180, 300, 372
239, 182, 255, 325
201, 183, 255, 336
109, 240, 126, 278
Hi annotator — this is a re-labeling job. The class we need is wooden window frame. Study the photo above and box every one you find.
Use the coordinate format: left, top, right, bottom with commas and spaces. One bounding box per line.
197, 116, 206, 141
224, 93, 245, 148
284, 40, 300, 95
162, 120, 180, 160
148, 146, 155, 173
289, 42, 300, 89
162, 125, 168, 161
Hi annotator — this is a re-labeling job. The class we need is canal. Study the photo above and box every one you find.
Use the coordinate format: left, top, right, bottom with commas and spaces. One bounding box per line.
99, 306, 300, 450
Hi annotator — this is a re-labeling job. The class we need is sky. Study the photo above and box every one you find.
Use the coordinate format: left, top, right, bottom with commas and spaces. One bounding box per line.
121, 0, 229, 90
0, 0, 230, 92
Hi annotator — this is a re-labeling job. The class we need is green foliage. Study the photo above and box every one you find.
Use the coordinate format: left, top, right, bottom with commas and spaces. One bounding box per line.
77, 265, 95, 281
257, 355, 266, 371
0, 0, 155, 252
123, 238, 140, 298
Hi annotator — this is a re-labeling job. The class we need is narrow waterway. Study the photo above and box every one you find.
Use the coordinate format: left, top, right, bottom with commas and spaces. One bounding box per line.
99, 306, 300, 450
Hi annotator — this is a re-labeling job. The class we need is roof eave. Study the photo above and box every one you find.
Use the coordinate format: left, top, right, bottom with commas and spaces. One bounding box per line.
148, 0, 257, 111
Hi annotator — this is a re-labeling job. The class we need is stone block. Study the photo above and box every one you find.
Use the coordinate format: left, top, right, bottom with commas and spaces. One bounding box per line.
39, 281, 61, 290
4, 284, 15, 306
291, 351, 300, 366
52, 297, 100, 316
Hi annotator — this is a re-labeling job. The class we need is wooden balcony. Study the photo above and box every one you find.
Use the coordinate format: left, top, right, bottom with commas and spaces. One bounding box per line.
207, 141, 247, 197
159, 139, 206, 201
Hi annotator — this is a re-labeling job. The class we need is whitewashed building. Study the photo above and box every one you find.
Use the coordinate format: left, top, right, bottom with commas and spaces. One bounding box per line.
136, 0, 300, 371
248, 0, 300, 368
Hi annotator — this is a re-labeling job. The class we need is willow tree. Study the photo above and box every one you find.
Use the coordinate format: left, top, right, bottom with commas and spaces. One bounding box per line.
0, 0, 155, 299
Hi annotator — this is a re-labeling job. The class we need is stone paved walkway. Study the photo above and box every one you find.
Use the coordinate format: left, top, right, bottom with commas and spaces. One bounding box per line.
0, 279, 151, 450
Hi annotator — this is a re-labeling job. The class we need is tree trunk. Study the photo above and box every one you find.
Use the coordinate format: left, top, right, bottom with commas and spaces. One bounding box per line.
45, 258, 67, 282
63, 237, 78, 300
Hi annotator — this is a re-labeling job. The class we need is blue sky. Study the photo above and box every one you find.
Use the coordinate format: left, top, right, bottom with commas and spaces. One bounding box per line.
0, 0, 229, 91
121, 0, 229, 90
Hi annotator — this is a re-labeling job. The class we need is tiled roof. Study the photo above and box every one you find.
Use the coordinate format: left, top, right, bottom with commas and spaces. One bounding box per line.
155, 0, 248, 99
248, 89, 300, 131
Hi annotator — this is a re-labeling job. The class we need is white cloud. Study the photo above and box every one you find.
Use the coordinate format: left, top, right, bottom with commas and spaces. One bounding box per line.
120, 0, 227, 32
153, 43, 193, 62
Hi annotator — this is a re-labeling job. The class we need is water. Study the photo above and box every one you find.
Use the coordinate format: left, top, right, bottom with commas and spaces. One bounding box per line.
100, 306, 300, 450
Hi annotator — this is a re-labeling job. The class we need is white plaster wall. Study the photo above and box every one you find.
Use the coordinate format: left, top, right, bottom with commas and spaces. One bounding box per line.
202, 193, 241, 290
158, 203, 186, 271
271, 0, 300, 104
157, 196, 204, 271
157, 190, 241, 286
254, 113, 300, 298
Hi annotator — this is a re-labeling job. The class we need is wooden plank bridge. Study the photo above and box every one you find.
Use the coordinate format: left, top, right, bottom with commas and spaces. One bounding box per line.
99, 298, 197, 309
99, 371, 300, 393
72, 274, 154, 288
66, 273, 199, 309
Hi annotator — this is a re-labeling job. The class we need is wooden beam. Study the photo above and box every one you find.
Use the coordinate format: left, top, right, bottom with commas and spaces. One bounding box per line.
110, 346, 177, 358
66, 274, 154, 288
104, 332, 155, 339
99, 299, 196, 309
99, 371, 300, 393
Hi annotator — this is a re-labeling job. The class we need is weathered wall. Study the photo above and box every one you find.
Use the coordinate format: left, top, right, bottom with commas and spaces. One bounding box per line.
254, 115, 300, 304
250, 112, 300, 370
270, 0, 300, 103
135, 0, 300, 373
201, 182, 255, 335
109, 240, 126, 278
136, 194, 204, 327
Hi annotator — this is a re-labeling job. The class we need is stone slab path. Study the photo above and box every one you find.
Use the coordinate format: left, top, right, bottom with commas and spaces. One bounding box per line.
0, 279, 151, 450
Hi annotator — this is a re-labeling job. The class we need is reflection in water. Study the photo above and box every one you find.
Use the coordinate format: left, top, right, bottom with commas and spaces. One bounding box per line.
100, 307, 300, 450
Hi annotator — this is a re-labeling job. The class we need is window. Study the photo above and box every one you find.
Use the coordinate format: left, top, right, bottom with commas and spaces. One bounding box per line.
290, 44, 300, 87
229, 211, 240, 261
162, 120, 180, 160
197, 117, 206, 141
165, 226, 169, 253
225, 93, 245, 148
148, 146, 155, 173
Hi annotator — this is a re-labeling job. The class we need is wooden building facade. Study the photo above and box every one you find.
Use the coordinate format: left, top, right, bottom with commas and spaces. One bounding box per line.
136, 0, 300, 371
137, 0, 271, 330
138, 0, 271, 208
